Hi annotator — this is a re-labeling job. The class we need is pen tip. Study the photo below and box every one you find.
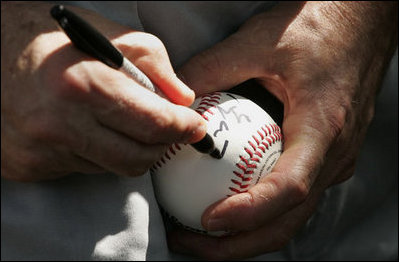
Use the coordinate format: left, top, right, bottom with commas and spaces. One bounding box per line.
50, 5, 65, 20
210, 148, 223, 159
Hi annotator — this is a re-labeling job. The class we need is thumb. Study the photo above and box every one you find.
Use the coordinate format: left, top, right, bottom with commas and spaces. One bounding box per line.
201, 105, 335, 231
178, 36, 262, 95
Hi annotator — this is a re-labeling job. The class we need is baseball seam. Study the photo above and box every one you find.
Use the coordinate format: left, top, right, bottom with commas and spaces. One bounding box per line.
228, 123, 282, 196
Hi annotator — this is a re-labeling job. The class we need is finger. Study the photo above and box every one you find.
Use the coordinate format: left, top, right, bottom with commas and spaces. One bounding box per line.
201, 107, 335, 232
64, 62, 207, 145
177, 34, 264, 95
114, 32, 195, 106
168, 227, 281, 260
72, 121, 168, 177
168, 184, 322, 260
68, 153, 107, 174
1, 118, 105, 181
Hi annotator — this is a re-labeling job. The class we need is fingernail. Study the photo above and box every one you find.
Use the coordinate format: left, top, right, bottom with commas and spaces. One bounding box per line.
185, 120, 207, 144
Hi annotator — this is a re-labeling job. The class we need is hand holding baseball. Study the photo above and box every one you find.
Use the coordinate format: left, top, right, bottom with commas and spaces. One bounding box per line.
151, 91, 283, 235
168, 1, 398, 259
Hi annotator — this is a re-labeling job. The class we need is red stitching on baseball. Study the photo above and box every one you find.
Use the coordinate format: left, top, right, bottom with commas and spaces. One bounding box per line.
195, 92, 222, 121
151, 93, 221, 171
228, 187, 244, 194
201, 97, 220, 103
257, 130, 264, 140
228, 123, 282, 195
236, 163, 247, 173
240, 155, 250, 165
169, 147, 176, 155
197, 102, 218, 108
248, 141, 257, 151
165, 151, 171, 160
245, 148, 253, 158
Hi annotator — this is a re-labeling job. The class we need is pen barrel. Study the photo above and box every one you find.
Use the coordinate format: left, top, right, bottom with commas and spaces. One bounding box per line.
121, 58, 156, 93
51, 5, 124, 69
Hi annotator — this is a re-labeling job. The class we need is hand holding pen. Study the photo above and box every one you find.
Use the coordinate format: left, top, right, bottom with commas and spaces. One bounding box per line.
2, 1, 217, 182
50, 4, 221, 159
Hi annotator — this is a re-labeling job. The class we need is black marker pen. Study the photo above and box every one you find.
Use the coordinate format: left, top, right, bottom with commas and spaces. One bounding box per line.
50, 4, 221, 159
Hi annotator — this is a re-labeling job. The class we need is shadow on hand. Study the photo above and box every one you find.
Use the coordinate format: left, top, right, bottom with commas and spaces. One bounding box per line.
228, 79, 284, 127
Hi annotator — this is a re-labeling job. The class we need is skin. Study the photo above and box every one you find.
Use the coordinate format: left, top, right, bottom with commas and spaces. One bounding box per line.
1, 2, 207, 182
167, 1, 398, 260
1, 1, 397, 260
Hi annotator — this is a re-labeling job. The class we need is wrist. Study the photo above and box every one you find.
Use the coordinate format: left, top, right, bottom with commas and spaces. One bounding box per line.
309, 1, 397, 55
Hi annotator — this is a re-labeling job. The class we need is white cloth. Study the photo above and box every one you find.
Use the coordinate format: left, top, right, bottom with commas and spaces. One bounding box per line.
1, 1, 397, 261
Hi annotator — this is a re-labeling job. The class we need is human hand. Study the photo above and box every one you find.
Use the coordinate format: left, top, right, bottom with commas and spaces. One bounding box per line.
168, 1, 398, 260
1, 2, 206, 182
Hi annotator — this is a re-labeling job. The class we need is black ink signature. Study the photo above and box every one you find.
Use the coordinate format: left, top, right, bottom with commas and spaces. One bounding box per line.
211, 94, 252, 159
213, 121, 229, 137
216, 105, 251, 123
218, 140, 229, 159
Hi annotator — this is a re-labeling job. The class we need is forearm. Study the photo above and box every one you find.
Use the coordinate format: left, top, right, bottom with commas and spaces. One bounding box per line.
1, 2, 56, 73
304, 1, 397, 90
1, 2, 130, 74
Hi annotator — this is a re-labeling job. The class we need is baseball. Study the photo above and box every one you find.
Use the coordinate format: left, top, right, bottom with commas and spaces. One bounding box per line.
150, 92, 283, 235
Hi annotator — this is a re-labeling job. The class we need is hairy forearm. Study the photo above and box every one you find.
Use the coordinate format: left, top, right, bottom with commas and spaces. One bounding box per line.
297, 1, 397, 97
1, 2, 56, 72
1, 2, 128, 73
321, 2, 396, 60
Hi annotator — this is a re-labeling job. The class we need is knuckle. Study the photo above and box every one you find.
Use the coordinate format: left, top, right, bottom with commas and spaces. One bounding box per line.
128, 33, 167, 58
268, 173, 310, 207
288, 179, 310, 205
326, 104, 348, 139
23, 115, 67, 146
143, 34, 166, 52
153, 106, 202, 144
236, 191, 259, 228
142, 123, 165, 145
54, 67, 89, 101
142, 108, 175, 144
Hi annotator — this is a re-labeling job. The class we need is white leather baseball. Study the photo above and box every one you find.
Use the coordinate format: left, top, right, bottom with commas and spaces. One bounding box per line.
151, 92, 283, 235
